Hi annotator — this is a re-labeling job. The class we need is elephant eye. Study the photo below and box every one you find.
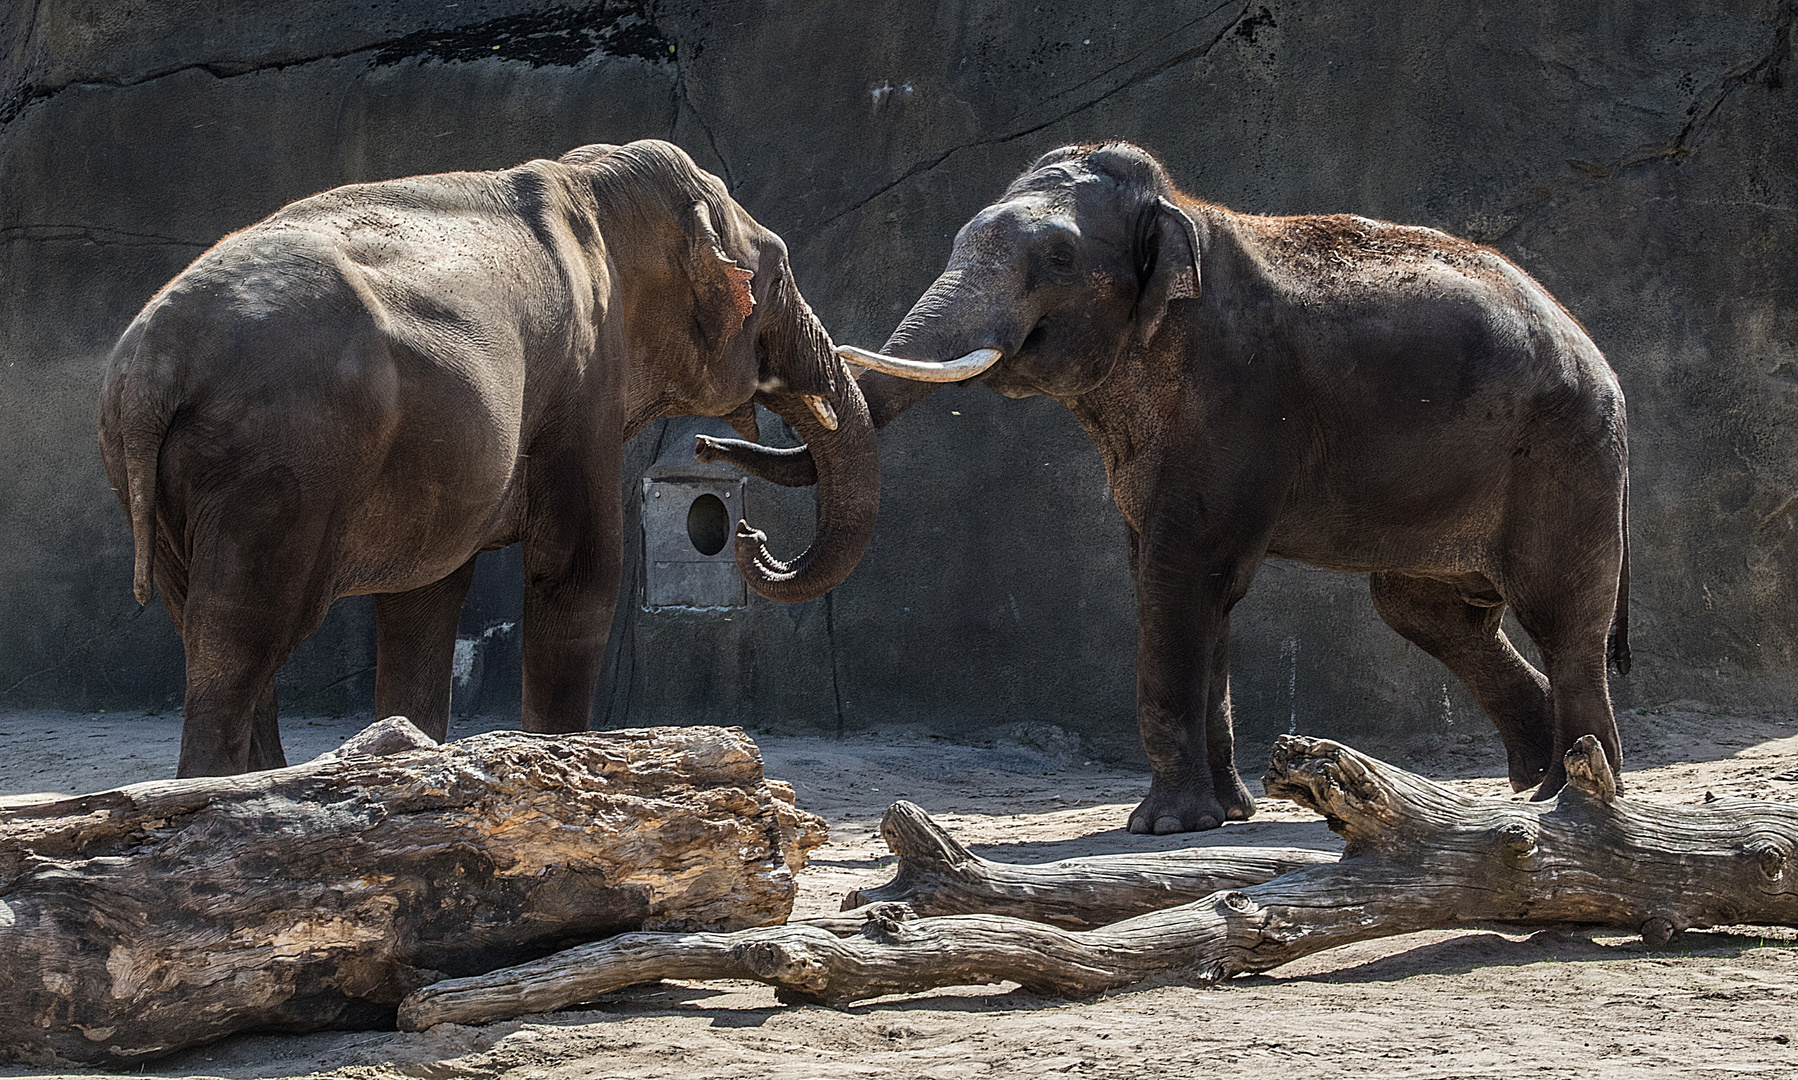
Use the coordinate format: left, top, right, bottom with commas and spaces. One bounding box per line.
1026, 243, 1079, 291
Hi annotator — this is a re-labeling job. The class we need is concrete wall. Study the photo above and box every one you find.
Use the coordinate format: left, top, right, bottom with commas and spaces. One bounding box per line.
3, 0, 1794, 762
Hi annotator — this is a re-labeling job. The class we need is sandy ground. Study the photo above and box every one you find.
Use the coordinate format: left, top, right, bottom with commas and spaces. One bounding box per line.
4, 705, 1798, 1079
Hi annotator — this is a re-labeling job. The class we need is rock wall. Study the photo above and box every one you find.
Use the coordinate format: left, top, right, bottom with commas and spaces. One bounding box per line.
2, 1, 1793, 762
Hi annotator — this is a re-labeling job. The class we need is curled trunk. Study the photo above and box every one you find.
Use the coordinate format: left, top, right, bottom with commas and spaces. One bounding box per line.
714, 282, 879, 602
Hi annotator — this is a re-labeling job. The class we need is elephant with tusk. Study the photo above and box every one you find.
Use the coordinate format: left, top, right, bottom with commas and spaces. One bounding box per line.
99, 139, 878, 778
703, 142, 1629, 835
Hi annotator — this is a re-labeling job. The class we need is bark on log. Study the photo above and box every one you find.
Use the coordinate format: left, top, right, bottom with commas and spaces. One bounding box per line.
838, 800, 1337, 927
0, 718, 823, 1066
398, 734, 1798, 1028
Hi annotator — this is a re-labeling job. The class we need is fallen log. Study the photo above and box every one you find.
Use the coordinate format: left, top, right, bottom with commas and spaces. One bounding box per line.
398, 734, 1798, 1028
838, 800, 1337, 927
0, 717, 823, 1066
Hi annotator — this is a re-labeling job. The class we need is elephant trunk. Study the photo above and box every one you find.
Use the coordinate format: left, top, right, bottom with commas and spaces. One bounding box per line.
849, 268, 1004, 429
727, 288, 879, 603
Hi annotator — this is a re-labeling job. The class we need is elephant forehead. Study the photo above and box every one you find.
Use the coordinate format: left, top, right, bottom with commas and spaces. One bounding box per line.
961, 198, 1080, 247
1012, 159, 1136, 201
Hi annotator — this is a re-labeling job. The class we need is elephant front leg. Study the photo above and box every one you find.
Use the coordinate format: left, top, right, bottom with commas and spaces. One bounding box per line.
520, 592, 616, 733
519, 436, 623, 735
1128, 571, 1252, 835
1203, 618, 1255, 822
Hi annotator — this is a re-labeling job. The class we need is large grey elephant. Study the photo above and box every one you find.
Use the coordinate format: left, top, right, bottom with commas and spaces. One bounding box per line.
99, 139, 876, 778
703, 142, 1629, 834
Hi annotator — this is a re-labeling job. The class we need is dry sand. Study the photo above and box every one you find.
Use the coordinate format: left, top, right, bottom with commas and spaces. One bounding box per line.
3, 705, 1797, 1079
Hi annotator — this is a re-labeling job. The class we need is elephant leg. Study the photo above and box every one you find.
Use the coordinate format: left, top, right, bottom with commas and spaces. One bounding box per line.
246, 679, 286, 772
170, 499, 340, 777
1369, 572, 1554, 791
1203, 617, 1255, 822
374, 556, 480, 743
150, 553, 290, 771
1123, 522, 1258, 819
1506, 575, 1624, 801
519, 444, 623, 735
1128, 521, 1268, 835
176, 576, 331, 778
1130, 584, 1235, 835
1499, 456, 1627, 800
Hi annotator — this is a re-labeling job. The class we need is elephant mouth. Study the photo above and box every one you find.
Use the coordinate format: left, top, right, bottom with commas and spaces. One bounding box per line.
834, 345, 1004, 383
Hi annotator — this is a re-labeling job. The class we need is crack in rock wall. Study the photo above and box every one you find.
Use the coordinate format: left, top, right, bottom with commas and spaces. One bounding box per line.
2, 0, 1794, 761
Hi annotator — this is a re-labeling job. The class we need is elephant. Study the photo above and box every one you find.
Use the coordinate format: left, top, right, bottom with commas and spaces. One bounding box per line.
701, 142, 1629, 834
98, 139, 877, 778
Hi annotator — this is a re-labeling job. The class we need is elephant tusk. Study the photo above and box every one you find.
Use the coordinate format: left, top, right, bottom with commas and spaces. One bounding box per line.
835, 345, 1003, 383
803, 393, 839, 431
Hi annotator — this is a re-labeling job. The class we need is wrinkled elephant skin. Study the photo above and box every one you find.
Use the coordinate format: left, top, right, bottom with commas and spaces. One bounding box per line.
98, 140, 878, 777
714, 143, 1629, 834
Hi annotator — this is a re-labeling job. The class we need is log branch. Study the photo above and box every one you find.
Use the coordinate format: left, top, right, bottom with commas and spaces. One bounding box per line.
399, 735, 1798, 1028
838, 800, 1337, 927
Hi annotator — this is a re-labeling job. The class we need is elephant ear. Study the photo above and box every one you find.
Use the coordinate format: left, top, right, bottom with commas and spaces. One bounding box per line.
685, 200, 756, 350
1135, 196, 1201, 345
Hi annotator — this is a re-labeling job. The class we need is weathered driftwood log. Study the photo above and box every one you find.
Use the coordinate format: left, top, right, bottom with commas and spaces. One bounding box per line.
0, 718, 823, 1066
838, 800, 1337, 927
398, 734, 1798, 1028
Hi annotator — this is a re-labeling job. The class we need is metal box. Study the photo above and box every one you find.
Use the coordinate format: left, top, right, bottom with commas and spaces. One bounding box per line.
641, 462, 748, 610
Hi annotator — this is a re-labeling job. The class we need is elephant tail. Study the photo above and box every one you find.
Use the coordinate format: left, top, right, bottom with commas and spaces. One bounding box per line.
121, 402, 174, 607
1607, 480, 1631, 677
108, 326, 184, 608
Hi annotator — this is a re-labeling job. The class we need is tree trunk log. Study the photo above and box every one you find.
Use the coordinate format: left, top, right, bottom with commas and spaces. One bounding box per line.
0, 718, 823, 1066
837, 800, 1337, 927
398, 734, 1798, 1028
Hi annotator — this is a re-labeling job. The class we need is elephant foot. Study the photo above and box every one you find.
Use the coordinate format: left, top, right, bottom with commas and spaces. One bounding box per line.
1127, 782, 1228, 835
1529, 761, 1566, 802
1507, 748, 1550, 793
1504, 733, 1554, 793
1214, 766, 1256, 822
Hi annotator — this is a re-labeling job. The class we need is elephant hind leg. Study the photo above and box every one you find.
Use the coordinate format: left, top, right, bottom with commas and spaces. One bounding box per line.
176, 591, 329, 778
1505, 569, 1624, 801
174, 535, 336, 778
1369, 571, 1554, 791
149, 551, 293, 770
374, 557, 480, 743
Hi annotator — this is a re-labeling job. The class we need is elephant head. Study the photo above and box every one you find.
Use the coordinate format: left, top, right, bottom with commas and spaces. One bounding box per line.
695, 142, 1200, 484
841, 142, 1201, 420
571, 140, 878, 603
